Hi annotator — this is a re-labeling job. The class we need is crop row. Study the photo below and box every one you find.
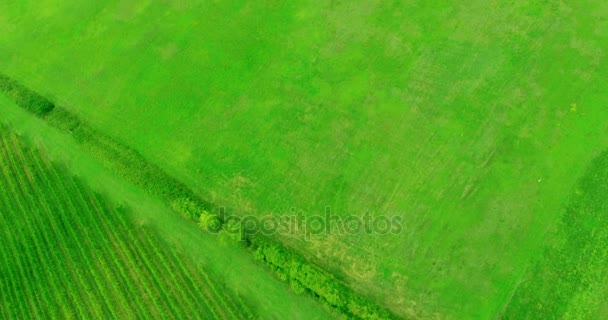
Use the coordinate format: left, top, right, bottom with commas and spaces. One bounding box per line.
0, 127, 252, 319
1, 132, 118, 318
0, 136, 72, 319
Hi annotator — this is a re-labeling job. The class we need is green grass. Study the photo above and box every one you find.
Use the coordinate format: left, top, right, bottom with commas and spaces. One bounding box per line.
0, 126, 256, 319
1, 1, 608, 318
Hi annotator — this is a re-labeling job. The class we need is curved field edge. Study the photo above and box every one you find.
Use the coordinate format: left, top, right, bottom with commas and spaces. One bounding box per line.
0, 125, 254, 319
500, 150, 608, 319
0, 85, 341, 319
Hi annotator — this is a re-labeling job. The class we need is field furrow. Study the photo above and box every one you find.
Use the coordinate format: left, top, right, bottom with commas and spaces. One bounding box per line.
1, 142, 100, 319
5, 133, 101, 319
0, 137, 59, 320
0, 127, 255, 319
41, 155, 167, 318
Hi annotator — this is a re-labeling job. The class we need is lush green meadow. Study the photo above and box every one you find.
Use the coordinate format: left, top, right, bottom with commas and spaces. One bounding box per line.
1, 1, 608, 319
502, 150, 608, 319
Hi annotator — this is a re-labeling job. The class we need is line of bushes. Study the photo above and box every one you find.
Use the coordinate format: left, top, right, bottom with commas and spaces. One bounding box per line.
251, 237, 395, 319
0, 74, 55, 116
0, 73, 396, 320
0, 73, 218, 225
71, 123, 218, 222
42, 105, 218, 224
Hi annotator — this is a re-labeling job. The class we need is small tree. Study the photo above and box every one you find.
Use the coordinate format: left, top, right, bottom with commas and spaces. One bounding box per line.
221, 218, 245, 242
199, 211, 222, 232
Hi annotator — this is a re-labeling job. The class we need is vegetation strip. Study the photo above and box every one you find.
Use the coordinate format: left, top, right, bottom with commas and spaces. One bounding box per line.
0, 73, 396, 319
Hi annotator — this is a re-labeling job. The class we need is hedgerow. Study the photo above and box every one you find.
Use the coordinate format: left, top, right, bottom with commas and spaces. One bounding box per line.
45, 107, 81, 132
0, 73, 219, 226
252, 237, 395, 320
0, 73, 54, 116
70, 124, 219, 224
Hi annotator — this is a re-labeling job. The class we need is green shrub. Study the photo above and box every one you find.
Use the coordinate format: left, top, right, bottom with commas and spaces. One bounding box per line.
45, 107, 81, 132
0, 73, 55, 116
199, 212, 222, 232
252, 237, 394, 319
69, 124, 211, 221
220, 218, 246, 243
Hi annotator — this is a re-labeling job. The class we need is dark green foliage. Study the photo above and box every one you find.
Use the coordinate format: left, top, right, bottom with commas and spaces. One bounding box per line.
69, 124, 214, 223
0, 74, 211, 223
252, 237, 395, 320
199, 211, 222, 233
45, 107, 81, 132
0, 74, 54, 116
218, 217, 247, 243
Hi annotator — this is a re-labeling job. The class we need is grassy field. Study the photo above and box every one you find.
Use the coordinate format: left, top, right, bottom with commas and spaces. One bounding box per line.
0, 126, 254, 319
1, 1, 608, 319
502, 150, 608, 319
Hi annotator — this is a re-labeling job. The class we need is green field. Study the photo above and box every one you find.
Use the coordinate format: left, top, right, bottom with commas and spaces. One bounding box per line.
502, 150, 608, 319
0, 126, 254, 319
1, 1, 608, 319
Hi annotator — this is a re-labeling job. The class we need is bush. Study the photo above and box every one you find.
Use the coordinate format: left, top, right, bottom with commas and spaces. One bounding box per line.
45, 107, 81, 132
252, 237, 394, 319
199, 212, 222, 232
68, 123, 211, 221
220, 217, 247, 243
0, 73, 55, 116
